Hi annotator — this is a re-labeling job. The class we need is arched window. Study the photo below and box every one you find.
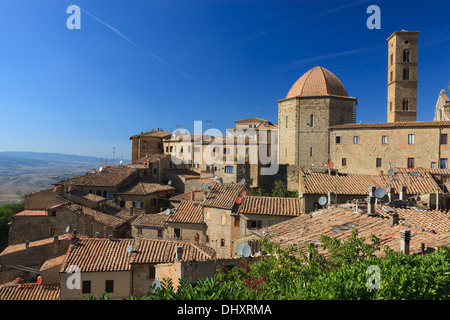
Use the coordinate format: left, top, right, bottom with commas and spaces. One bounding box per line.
309, 114, 314, 128
402, 99, 409, 111
403, 68, 409, 80
403, 50, 410, 62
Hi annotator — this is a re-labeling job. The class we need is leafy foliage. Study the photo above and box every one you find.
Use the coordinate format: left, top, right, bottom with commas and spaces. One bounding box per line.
0, 202, 24, 250
138, 229, 450, 300
251, 180, 298, 198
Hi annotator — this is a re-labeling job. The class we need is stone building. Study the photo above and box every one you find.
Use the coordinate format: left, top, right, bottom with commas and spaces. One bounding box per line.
278, 65, 357, 168
59, 237, 215, 299
433, 89, 450, 121
129, 129, 171, 162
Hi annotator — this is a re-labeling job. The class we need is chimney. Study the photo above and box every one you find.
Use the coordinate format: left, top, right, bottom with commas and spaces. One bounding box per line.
108, 234, 113, 241
25, 241, 29, 250
388, 187, 395, 202
176, 246, 183, 261
53, 235, 58, 243
95, 232, 100, 238
368, 186, 376, 197
327, 191, 334, 206
389, 212, 399, 226
104, 226, 108, 238
399, 186, 407, 201
400, 229, 411, 255
92, 169, 96, 173
366, 195, 375, 215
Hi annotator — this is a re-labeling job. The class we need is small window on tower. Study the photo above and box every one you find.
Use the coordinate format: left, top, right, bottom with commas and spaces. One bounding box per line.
403, 50, 410, 62
309, 114, 314, 128
403, 68, 409, 80
335, 136, 342, 144
402, 100, 409, 111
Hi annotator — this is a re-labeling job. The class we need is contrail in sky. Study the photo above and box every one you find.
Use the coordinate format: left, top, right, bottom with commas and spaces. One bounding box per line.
66, 1, 193, 80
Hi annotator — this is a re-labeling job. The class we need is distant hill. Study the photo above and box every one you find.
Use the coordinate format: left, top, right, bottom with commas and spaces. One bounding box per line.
0, 151, 130, 204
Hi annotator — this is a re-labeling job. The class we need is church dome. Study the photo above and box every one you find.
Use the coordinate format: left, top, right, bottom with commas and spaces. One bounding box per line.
286, 66, 349, 99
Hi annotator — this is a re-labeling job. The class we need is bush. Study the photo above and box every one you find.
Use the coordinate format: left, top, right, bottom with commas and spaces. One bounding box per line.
0, 202, 24, 250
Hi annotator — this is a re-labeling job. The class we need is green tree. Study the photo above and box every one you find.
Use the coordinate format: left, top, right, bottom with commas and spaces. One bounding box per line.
0, 202, 24, 250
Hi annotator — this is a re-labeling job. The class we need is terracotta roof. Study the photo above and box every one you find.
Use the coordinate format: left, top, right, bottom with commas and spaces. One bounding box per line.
117, 178, 175, 196
256, 121, 279, 130
130, 130, 172, 139
40, 254, 66, 272
131, 153, 171, 165
329, 120, 450, 130
379, 168, 444, 194
58, 166, 134, 188
238, 196, 302, 216
0, 283, 60, 300
164, 168, 200, 178
68, 189, 106, 203
61, 238, 215, 272
301, 169, 381, 195
0, 234, 71, 256
168, 201, 204, 224
257, 206, 450, 258
13, 210, 47, 217
301, 168, 444, 196
235, 117, 267, 124
170, 190, 202, 202
132, 213, 167, 228
62, 202, 132, 229
286, 66, 349, 99
203, 183, 246, 209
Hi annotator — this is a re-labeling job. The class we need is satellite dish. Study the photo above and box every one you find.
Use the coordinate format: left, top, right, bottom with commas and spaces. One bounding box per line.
236, 243, 245, 255
164, 208, 171, 216
127, 244, 133, 253
167, 180, 172, 186
327, 162, 334, 169
36, 276, 42, 286
119, 160, 123, 165
241, 191, 247, 197
152, 280, 161, 289
99, 167, 103, 172
318, 196, 327, 206
236, 196, 242, 204
387, 169, 395, 175
240, 178, 246, 185
374, 187, 386, 199
65, 226, 70, 233
242, 245, 252, 258
214, 175, 218, 180
219, 178, 223, 184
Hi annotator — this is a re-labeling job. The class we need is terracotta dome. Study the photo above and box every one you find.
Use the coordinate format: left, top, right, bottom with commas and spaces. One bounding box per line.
286, 66, 348, 99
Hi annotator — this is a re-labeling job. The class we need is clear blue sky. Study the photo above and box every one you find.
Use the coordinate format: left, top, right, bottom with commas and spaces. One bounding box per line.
0, 0, 449, 159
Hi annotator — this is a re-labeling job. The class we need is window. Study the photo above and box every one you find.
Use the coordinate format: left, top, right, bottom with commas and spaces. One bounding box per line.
133, 201, 142, 209
107, 191, 114, 202
335, 136, 342, 144
174, 228, 181, 238
390, 53, 393, 65
440, 158, 448, 169
284, 148, 288, 158
403, 68, 409, 80
402, 99, 409, 111
221, 216, 226, 225
170, 146, 173, 152
82, 281, 91, 294
342, 158, 347, 166
194, 147, 200, 153
221, 239, 225, 247
143, 141, 148, 149
310, 147, 313, 157
50, 228, 56, 236
407, 157, 415, 168
223, 147, 229, 154
119, 201, 125, 208
234, 216, 240, 227
194, 162, 199, 169
309, 114, 314, 128
157, 229, 163, 238
441, 134, 448, 145
376, 158, 382, 168
105, 280, 114, 293
149, 266, 156, 279
390, 101, 392, 112
390, 71, 393, 82
403, 50, 410, 62
408, 134, 415, 145
153, 168, 157, 174
353, 136, 359, 144
431, 162, 437, 169
137, 227, 142, 235
285, 116, 288, 129
381, 135, 388, 144
188, 146, 191, 152
51, 210, 56, 217
166, 146, 169, 152
206, 235, 210, 244
224, 166, 234, 173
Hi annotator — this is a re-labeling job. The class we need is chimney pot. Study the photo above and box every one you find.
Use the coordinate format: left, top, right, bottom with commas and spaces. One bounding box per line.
53, 235, 58, 242
388, 187, 395, 202
366, 196, 375, 215
108, 234, 113, 241
400, 229, 411, 255
399, 186, 407, 201
369, 186, 376, 197
389, 212, 399, 226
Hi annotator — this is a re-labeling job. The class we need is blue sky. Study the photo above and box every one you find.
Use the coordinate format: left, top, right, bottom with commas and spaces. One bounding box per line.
0, 0, 449, 159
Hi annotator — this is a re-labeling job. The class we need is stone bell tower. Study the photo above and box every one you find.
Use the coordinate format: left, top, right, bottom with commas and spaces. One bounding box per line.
387, 30, 419, 123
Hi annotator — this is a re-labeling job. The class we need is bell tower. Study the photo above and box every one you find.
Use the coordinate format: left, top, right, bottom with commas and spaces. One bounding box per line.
387, 30, 419, 122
